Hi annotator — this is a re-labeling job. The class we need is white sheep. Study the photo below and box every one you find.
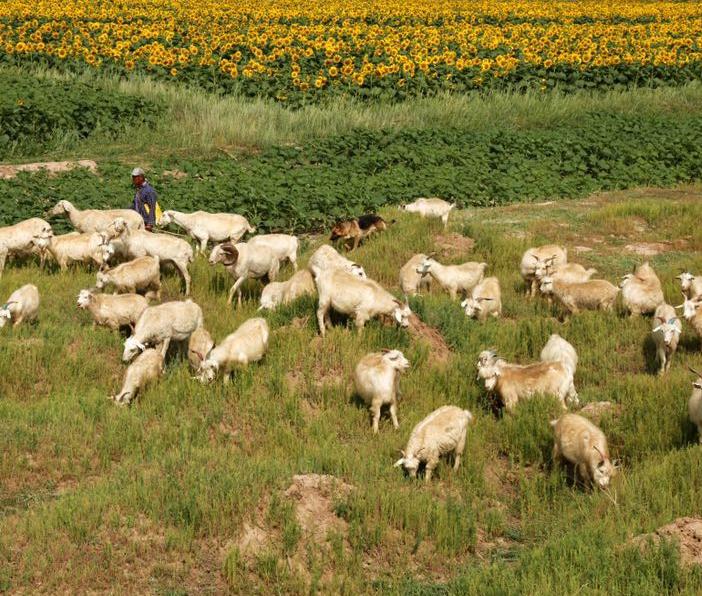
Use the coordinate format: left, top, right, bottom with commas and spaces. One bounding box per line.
48, 200, 143, 233
461, 276, 502, 321
676, 295, 702, 343
535, 261, 597, 286
399, 254, 431, 298
551, 413, 616, 490
188, 327, 214, 372
196, 318, 269, 384
95, 255, 161, 300
540, 334, 578, 377
110, 348, 164, 406
620, 262, 664, 317
77, 289, 149, 331
31, 231, 105, 271
0, 218, 53, 276
307, 244, 366, 279
0, 284, 39, 328
122, 299, 204, 361
417, 257, 487, 300
312, 267, 412, 337
259, 269, 316, 311
158, 209, 255, 253
401, 198, 455, 227
651, 303, 681, 375
354, 349, 410, 433
678, 272, 702, 300
394, 406, 473, 481
247, 234, 298, 270
539, 277, 619, 315
520, 245, 567, 297
688, 366, 702, 444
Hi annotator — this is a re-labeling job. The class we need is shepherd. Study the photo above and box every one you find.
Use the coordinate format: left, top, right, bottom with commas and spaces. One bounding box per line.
130, 167, 161, 231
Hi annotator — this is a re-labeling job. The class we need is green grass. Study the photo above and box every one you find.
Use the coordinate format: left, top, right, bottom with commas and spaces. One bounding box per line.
1, 187, 702, 593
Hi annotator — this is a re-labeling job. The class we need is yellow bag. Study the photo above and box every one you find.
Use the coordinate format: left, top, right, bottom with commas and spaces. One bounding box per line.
144, 201, 163, 221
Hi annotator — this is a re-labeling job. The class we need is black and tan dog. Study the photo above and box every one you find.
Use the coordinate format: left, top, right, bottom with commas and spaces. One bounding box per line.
330, 214, 392, 251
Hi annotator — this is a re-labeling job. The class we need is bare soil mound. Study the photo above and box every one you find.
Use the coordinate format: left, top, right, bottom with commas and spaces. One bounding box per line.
0, 159, 97, 179
631, 518, 702, 566
407, 314, 451, 364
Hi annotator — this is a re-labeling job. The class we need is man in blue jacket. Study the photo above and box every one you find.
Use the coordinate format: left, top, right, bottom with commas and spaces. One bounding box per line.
130, 167, 157, 231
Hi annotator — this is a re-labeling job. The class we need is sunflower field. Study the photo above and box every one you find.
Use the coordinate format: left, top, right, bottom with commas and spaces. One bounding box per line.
1, 0, 702, 103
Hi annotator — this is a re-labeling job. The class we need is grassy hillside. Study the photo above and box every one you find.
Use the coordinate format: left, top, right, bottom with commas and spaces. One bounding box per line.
1, 187, 702, 593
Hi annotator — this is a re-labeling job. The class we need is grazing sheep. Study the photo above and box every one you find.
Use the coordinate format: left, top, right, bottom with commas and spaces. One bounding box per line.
416, 257, 486, 300
188, 327, 214, 372
651, 303, 682, 375
520, 245, 568, 297
259, 270, 316, 311
99, 238, 132, 268
535, 261, 597, 290
31, 231, 105, 271
209, 241, 280, 306
401, 198, 455, 227
0, 284, 39, 328
399, 254, 431, 298
48, 200, 143, 233
158, 210, 255, 253
77, 289, 149, 331
307, 244, 366, 278
122, 299, 203, 362
312, 267, 412, 337
96, 256, 161, 300
540, 277, 619, 315
394, 406, 473, 481
195, 318, 269, 384
354, 349, 410, 434
551, 413, 615, 490
688, 366, 702, 444
461, 276, 502, 321
110, 348, 164, 406
620, 262, 664, 317
247, 234, 299, 270
0, 218, 53, 276
540, 334, 578, 377
678, 272, 702, 300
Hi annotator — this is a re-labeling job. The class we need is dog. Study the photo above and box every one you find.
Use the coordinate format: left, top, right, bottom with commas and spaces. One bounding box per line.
330, 214, 391, 251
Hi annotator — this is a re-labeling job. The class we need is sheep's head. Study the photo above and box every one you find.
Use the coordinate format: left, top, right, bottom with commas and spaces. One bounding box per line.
678, 272, 695, 292
591, 446, 614, 489
690, 367, 702, 393
676, 295, 702, 320
47, 200, 70, 217
157, 211, 174, 226
122, 336, 146, 362
210, 243, 238, 266
258, 284, 282, 311
392, 302, 411, 328
99, 242, 116, 265
534, 256, 558, 279
350, 263, 366, 278
619, 273, 634, 288
416, 257, 436, 276
30, 233, 51, 250
539, 276, 554, 295
95, 271, 109, 290
393, 451, 420, 477
461, 296, 493, 318
106, 217, 128, 239
382, 349, 410, 372
196, 358, 218, 384
652, 317, 681, 346
76, 289, 93, 309
0, 303, 13, 328
476, 349, 498, 368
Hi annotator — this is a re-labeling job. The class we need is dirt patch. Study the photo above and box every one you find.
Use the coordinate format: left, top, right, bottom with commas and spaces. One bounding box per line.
162, 169, 187, 180
433, 233, 475, 257
574, 245, 593, 254
578, 401, 622, 424
0, 160, 97, 180
290, 315, 310, 329
407, 314, 451, 364
631, 518, 702, 566
624, 242, 671, 257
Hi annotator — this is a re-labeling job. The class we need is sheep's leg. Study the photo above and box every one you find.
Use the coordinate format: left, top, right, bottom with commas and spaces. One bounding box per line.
227, 277, 246, 305
160, 337, 171, 358
371, 404, 381, 434
442, 213, 449, 228
316, 302, 330, 337
389, 402, 399, 430
175, 261, 191, 295
454, 432, 467, 471
198, 236, 208, 255
552, 444, 562, 465
290, 253, 298, 271
425, 462, 435, 482
13, 315, 23, 327
222, 372, 231, 385
0, 250, 7, 278
566, 382, 579, 408
448, 287, 457, 300
354, 313, 368, 333
268, 260, 280, 283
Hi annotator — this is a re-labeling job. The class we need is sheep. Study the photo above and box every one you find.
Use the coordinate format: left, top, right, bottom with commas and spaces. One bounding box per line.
476, 350, 578, 413
96, 256, 161, 300
393, 406, 473, 482
535, 261, 597, 287
47, 199, 143, 233
0, 284, 39, 328
677, 272, 702, 300
520, 245, 568, 297
401, 198, 455, 227
399, 254, 431, 298
619, 262, 664, 317
110, 348, 164, 406
247, 233, 298, 270
195, 318, 269, 384
209, 241, 279, 306
77, 289, 149, 331
106, 218, 193, 295
461, 276, 502, 321
188, 327, 214, 372
651, 303, 682, 375
259, 269, 316, 311
307, 244, 366, 279
122, 299, 204, 362
158, 209, 255, 253
688, 366, 702, 444
540, 334, 578, 377
312, 267, 412, 337
675, 294, 702, 341
539, 277, 619, 315
416, 257, 487, 300
99, 238, 130, 268
550, 413, 616, 490
31, 231, 105, 271
354, 349, 410, 434
0, 217, 53, 276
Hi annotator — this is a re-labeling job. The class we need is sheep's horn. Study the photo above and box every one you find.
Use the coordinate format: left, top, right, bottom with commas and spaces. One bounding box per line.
688, 366, 702, 378
189, 349, 205, 361
592, 445, 605, 460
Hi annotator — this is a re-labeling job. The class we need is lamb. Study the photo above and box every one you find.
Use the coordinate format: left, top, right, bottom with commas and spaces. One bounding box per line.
476, 350, 578, 413
95, 256, 161, 300
312, 267, 412, 337
399, 254, 431, 298
247, 233, 298, 270
31, 231, 106, 271
550, 413, 616, 490
540, 334, 578, 377
158, 209, 255, 253
307, 244, 366, 278
416, 257, 487, 300
122, 299, 204, 361
520, 245, 568, 297
675, 295, 702, 341
77, 289, 149, 331
539, 277, 619, 315
393, 406, 473, 482
353, 349, 410, 434
461, 276, 502, 321
259, 269, 316, 311
619, 262, 664, 317
209, 241, 279, 306
0, 217, 53, 276
47, 199, 143, 233
677, 272, 702, 300
195, 318, 269, 384
0, 284, 39, 328
688, 367, 702, 444
401, 198, 455, 227
110, 348, 164, 406
188, 327, 214, 372
651, 303, 681, 375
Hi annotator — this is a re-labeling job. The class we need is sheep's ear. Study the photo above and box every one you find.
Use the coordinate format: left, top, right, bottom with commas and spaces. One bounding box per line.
549, 419, 558, 427
393, 458, 405, 468
693, 382, 702, 390
652, 325, 662, 332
